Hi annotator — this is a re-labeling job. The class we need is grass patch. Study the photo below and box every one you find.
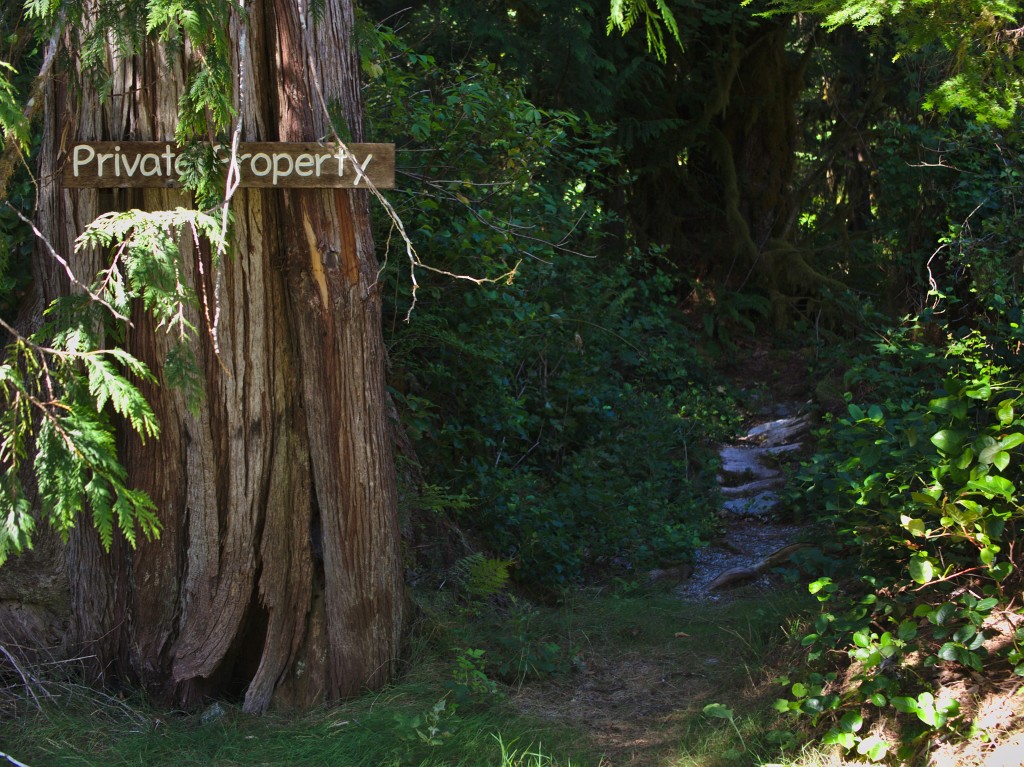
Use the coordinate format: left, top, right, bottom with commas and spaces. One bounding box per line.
1, 680, 589, 767
2, 583, 819, 767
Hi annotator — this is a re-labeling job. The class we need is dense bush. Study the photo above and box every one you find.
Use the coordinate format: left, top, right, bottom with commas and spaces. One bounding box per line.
770, 99, 1024, 759
776, 320, 1024, 762
362, 24, 738, 589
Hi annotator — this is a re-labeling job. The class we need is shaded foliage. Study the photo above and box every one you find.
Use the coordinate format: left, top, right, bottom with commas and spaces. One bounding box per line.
361, 24, 738, 589
363, 0, 843, 325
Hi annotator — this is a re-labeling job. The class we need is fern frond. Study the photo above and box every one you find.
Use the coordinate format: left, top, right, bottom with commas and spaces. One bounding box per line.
454, 552, 513, 599
606, 0, 683, 61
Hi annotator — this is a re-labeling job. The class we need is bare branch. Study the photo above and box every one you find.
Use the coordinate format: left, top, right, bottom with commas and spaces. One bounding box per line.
4, 203, 131, 324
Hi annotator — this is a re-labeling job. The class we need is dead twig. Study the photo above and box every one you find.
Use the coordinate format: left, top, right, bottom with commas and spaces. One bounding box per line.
0, 643, 50, 712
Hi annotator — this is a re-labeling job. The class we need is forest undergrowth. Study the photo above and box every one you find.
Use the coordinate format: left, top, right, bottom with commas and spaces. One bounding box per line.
0, 581, 817, 767
3, 331, 1024, 767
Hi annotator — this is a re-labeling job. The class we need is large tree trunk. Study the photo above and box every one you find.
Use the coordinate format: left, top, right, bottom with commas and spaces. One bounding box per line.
28, 0, 404, 712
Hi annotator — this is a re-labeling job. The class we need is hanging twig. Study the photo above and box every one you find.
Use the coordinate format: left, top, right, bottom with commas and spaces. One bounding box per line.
925, 199, 987, 310
204, 2, 250, 358
4, 203, 131, 324
295, 0, 524, 321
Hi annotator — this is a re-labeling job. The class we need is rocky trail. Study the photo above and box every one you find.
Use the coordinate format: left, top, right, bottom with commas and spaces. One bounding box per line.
678, 404, 816, 598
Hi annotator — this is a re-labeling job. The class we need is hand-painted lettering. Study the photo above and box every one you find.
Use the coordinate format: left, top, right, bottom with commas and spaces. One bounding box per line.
250, 153, 271, 176
64, 142, 394, 188
121, 151, 142, 176
96, 152, 113, 176
140, 154, 162, 176
353, 154, 373, 186
272, 153, 294, 185
73, 144, 95, 177
294, 154, 314, 177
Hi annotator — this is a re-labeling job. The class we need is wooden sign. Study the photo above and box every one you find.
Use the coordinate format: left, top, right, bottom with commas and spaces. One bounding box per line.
62, 142, 394, 189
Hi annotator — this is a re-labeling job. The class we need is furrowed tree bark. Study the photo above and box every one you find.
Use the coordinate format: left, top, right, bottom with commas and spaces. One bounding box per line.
27, 0, 404, 712
270, 0, 404, 701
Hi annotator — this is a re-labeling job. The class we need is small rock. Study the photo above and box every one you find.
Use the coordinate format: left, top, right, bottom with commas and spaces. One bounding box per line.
708, 565, 762, 590
722, 492, 779, 518
648, 564, 693, 583
720, 477, 784, 497
200, 702, 226, 724
745, 414, 813, 447
763, 442, 803, 456
717, 446, 782, 481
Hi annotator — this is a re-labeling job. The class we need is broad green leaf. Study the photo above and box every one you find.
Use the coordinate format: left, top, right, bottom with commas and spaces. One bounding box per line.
703, 703, 733, 720
996, 400, 1014, 425
890, 696, 918, 713
979, 442, 1010, 466
954, 499, 983, 523
808, 577, 832, 595
801, 696, 825, 714
931, 429, 967, 454
932, 603, 956, 626
993, 451, 1011, 471
911, 492, 939, 509
906, 426, 918, 446
823, 729, 855, 749
909, 555, 934, 584
840, 710, 864, 733
857, 735, 889, 762
965, 475, 1015, 500
964, 380, 992, 400
915, 691, 945, 727
897, 620, 918, 641
901, 516, 926, 537
929, 395, 959, 412
990, 561, 1013, 581
998, 433, 1024, 451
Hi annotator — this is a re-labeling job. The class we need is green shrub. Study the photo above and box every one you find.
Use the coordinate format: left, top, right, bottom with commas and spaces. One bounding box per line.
783, 322, 1023, 761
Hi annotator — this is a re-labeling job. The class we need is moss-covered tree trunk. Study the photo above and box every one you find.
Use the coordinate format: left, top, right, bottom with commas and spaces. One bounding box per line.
690, 17, 842, 323
29, 0, 404, 712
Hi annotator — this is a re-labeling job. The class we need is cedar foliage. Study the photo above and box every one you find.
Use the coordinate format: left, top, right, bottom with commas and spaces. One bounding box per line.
0, 0, 232, 565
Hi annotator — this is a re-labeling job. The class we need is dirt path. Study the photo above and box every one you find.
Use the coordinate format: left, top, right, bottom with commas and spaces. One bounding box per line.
510, 401, 819, 766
